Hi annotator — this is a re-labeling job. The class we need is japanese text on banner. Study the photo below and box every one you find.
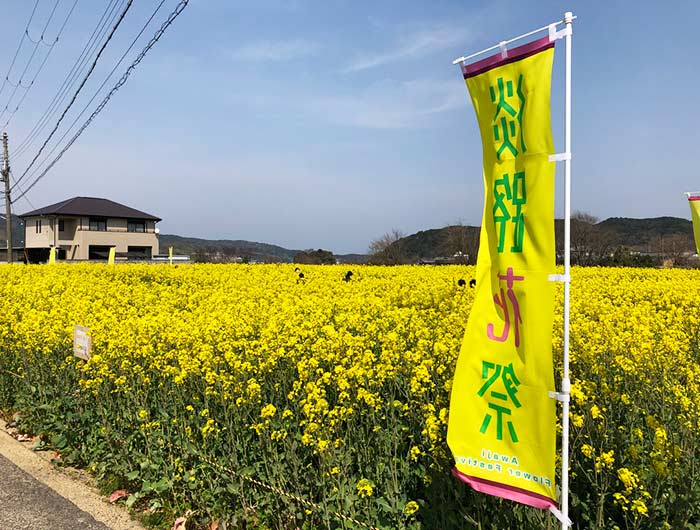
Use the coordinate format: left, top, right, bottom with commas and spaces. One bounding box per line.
447, 35, 558, 510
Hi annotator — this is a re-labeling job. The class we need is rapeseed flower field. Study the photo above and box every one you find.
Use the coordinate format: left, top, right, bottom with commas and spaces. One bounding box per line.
0, 264, 698, 529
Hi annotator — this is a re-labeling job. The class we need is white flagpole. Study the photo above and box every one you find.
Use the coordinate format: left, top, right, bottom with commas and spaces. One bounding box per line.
561, 10, 574, 530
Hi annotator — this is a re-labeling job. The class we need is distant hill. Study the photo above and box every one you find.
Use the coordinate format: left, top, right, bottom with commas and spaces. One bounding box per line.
160, 234, 369, 264
597, 217, 693, 247
170, 216, 688, 266
160, 234, 299, 262
0, 214, 25, 248
383, 216, 695, 264
397, 226, 481, 260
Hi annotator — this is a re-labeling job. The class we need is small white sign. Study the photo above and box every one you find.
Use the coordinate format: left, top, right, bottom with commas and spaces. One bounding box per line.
73, 325, 91, 360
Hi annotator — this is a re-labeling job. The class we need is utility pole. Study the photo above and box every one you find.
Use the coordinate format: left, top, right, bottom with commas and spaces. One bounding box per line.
2, 133, 12, 263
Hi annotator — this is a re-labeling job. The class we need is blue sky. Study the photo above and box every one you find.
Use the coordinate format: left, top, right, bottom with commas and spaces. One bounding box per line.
1, 0, 698, 253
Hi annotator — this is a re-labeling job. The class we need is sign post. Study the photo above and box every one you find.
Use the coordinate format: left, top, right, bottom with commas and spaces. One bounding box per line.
73, 325, 91, 361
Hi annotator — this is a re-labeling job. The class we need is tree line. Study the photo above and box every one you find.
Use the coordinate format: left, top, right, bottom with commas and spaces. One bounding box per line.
369, 213, 698, 268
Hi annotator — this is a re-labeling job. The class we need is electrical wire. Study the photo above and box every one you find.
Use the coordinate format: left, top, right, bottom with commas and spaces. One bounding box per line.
4, 78, 32, 90
15, 0, 169, 184
12, 0, 192, 205
0, 0, 62, 120
13, 0, 123, 159
15, 0, 135, 186
0, 0, 80, 129
0, 0, 41, 98
9, 169, 36, 212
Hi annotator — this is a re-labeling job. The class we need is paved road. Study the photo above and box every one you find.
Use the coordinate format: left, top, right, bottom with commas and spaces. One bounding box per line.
0, 452, 111, 530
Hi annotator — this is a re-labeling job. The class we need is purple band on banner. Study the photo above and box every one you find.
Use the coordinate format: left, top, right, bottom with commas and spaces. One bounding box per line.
688, 196, 700, 201
452, 467, 557, 510
461, 35, 554, 79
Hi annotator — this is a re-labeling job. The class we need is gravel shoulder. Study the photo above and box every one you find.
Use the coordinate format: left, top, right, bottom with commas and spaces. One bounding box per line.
0, 418, 144, 530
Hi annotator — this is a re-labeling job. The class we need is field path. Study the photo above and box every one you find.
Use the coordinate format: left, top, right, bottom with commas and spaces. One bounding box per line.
0, 420, 144, 530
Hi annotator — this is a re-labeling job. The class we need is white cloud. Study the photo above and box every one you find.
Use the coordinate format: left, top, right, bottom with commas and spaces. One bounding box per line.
343, 25, 470, 73
311, 78, 467, 129
230, 39, 318, 62
224, 74, 467, 130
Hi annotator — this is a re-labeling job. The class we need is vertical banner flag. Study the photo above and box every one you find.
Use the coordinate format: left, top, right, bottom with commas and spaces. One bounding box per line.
108, 247, 116, 265
687, 193, 700, 255
447, 35, 558, 509
48, 246, 56, 264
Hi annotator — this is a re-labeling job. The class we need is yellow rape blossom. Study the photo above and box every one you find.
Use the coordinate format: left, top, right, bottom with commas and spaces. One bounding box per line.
630, 499, 649, 516
595, 450, 615, 471
2, 264, 700, 529
617, 467, 639, 494
581, 444, 594, 459
260, 404, 276, 419
356, 478, 374, 498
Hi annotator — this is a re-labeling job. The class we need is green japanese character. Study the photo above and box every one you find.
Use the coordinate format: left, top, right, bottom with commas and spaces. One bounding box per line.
477, 360, 522, 443
492, 172, 526, 253
489, 75, 526, 160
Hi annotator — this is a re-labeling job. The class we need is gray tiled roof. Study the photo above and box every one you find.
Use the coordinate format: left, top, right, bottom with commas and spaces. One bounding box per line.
19, 197, 161, 221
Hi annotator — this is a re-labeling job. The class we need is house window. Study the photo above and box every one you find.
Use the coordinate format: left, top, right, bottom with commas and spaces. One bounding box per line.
89, 218, 107, 231
35, 219, 42, 233
127, 220, 146, 233
58, 219, 65, 232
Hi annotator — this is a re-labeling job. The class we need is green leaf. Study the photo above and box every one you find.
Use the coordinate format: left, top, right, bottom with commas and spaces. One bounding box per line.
50, 433, 68, 449
125, 494, 139, 508
375, 497, 393, 513
152, 478, 172, 494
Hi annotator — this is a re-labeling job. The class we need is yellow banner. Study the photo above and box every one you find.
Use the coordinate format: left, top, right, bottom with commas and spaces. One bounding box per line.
688, 195, 700, 255
447, 36, 558, 509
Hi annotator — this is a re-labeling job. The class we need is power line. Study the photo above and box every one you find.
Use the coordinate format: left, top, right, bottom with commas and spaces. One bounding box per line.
0, 0, 41, 98
12, 0, 192, 205
0, 0, 62, 120
13, 0, 124, 159
15, 0, 169, 183
15, 0, 135, 186
5, 78, 32, 90
9, 169, 36, 212
0, 0, 80, 130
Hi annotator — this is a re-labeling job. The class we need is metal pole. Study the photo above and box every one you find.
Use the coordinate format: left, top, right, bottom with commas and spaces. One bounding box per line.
2, 133, 13, 263
561, 10, 574, 530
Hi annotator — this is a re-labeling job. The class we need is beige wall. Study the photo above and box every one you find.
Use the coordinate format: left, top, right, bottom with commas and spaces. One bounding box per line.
24, 216, 55, 248
24, 215, 159, 259
58, 217, 78, 242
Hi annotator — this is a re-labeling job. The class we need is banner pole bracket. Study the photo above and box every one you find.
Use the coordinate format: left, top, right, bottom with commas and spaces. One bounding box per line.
549, 25, 572, 41
550, 377, 571, 403
549, 505, 573, 527
549, 152, 571, 162
549, 391, 570, 403
548, 273, 570, 283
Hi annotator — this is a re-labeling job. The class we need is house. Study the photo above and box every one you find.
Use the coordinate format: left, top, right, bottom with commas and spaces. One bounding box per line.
20, 196, 161, 262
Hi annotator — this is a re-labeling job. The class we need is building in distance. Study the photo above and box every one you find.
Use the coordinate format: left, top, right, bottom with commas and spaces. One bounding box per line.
20, 196, 160, 263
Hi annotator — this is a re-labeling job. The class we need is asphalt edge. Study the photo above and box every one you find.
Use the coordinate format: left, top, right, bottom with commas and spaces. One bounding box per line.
0, 418, 145, 530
